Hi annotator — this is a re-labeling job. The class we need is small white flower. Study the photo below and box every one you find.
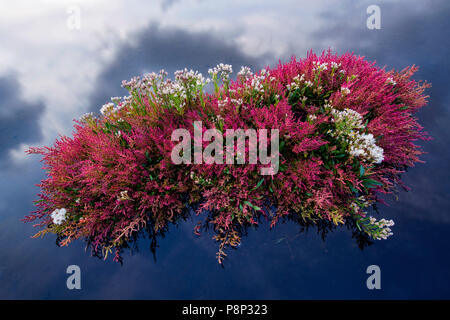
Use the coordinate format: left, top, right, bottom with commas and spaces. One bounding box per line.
260, 68, 268, 76
386, 77, 396, 86
251, 77, 264, 93
51, 208, 67, 225
218, 98, 229, 110
118, 190, 132, 201
350, 202, 359, 213
159, 69, 168, 78
330, 62, 341, 69
366, 216, 395, 240
237, 66, 253, 81
80, 112, 94, 123
174, 68, 206, 86
341, 86, 351, 95
208, 63, 233, 81
328, 106, 384, 164
312, 61, 328, 72
230, 98, 243, 106
100, 102, 115, 115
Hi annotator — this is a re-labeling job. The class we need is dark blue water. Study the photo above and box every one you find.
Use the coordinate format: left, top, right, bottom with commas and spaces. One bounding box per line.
1, 0, 449, 299
0, 154, 449, 299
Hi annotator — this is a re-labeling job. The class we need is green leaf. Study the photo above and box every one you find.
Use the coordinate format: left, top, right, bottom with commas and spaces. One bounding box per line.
104, 122, 113, 131
243, 201, 261, 211
363, 178, 383, 188
356, 220, 362, 231
347, 182, 358, 193
363, 119, 369, 129
359, 164, 365, 177
120, 121, 132, 132
251, 178, 264, 191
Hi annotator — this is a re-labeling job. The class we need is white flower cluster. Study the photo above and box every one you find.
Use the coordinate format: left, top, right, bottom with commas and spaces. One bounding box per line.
237, 66, 253, 82
122, 95, 133, 104
111, 96, 122, 103
230, 98, 243, 106
100, 102, 115, 115
208, 63, 233, 81
328, 106, 384, 164
218, 97, 244, 110
80, 112, 95, 123
386, 77, 396, 86
139, 72, 159, 89
348, 133, 384, 164
121, 76, 142, 91
118, 190, 132, 201
174, 68, 208, 87
330, 108, 365, 132
286, 74, 305, 91
330, 61, 341, 69
250, 71, 269, 93
307, 114, 317, 122
350, 196, 371, 214
118, 67, 213, 112
51, 208, 67, 225
217, 97, 229, 110
358, 195, 371, 207
350, 202, 359, 213
341, 86, 351, 95
304, 80, 313, 87
159, 80, 187, 98
312, 61, 328, 72
368, 217, 395, 240
122, 70, 168, 92
100, 96, 130, 116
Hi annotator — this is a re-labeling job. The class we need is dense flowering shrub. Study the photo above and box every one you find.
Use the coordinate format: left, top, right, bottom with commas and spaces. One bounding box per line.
24, 51, 430, 263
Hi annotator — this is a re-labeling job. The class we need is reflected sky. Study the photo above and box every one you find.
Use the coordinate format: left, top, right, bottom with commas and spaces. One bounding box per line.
0, 0, 449, 299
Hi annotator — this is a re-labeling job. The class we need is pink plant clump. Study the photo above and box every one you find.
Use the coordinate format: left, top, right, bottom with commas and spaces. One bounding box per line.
24, 51, 431, 264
